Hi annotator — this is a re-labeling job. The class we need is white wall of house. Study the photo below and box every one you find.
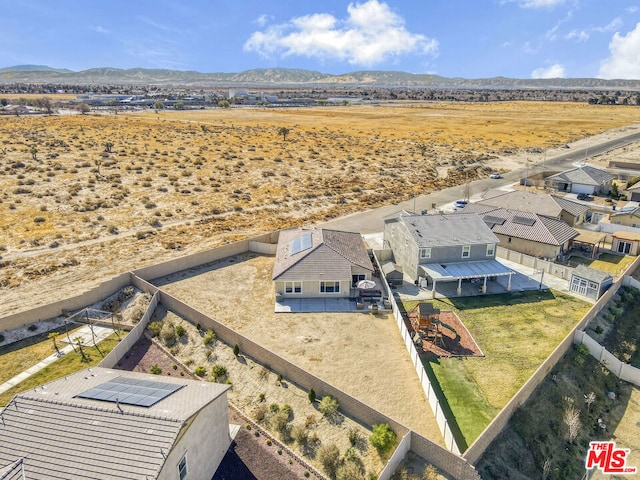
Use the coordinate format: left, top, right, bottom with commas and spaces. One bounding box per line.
158, 392, 231, 480
571, 183, 595, 195
275, 279, 350, 298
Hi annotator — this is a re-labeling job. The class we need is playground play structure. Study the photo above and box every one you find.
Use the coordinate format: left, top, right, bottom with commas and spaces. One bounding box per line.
408, 303, 461, 356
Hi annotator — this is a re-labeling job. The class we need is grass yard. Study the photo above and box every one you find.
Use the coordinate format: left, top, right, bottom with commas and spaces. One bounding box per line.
0, 333, 120, 407
568, 253, 636, 276
0, 326, 85, 384
402, 290, 591, 449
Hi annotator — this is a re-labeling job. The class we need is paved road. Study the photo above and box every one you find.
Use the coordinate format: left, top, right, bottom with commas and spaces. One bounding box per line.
320, 129, 640, 235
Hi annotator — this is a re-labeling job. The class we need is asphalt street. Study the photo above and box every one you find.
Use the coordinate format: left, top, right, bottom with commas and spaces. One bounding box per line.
320, 129, 640, 235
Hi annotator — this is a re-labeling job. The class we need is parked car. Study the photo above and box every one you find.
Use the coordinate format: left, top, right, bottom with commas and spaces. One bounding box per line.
577, 193, 591, 201
489, 173, 502, 179
454, 199, 468, 209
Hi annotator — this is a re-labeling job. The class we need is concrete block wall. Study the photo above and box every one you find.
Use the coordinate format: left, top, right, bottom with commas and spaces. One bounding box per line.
378, 432, 411, 480
410, 432, 481, 480
0, 273, 131, 333
98, 291, 159, 369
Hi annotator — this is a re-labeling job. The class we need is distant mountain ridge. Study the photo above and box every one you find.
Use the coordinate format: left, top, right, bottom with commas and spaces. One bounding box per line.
1, 64, 639, 89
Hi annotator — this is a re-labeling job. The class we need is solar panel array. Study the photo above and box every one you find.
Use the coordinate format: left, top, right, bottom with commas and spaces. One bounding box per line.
483, 215, 506, 226
290, 233, 313, 255
76, 377, 184, 407
512, 216, 536, 226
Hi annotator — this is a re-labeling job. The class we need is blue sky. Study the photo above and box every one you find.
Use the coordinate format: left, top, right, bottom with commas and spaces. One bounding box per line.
2, 0, 640, 79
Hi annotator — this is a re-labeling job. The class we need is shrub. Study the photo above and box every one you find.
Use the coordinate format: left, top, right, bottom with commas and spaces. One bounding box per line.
369, 423, 396, 453
146, 321, 162, 336
254, 405, 268, 422
266, 439, 272, 446
336, 460, 365, 480
194, 366, 207, 377
175, 325, 186, 337
161, 323, 177, 346
270, 403, 280, 413
423, 465, 439, 480
291, 424, 308, 446
308, 388, 316, 404
210, 364, 227, 380
347, 427, 362, 446
319, 396, 340, 417
317, 443, 341, 478
203, 329, 216, 345
258, 392, 266, 402
595, 325, 604, 334
270, 412, 291, 439
150, 364, 161, 375
233, 343, 240, 357
281, 404, 293, 420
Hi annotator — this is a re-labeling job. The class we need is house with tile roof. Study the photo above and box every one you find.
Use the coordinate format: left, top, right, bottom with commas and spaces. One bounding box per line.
626, 181, 640, 202
461, 204, 579, 260
609, 206, 640, 229
544, 165, 614, 195
383, 211, 515, 297
0, 367, 233, 480
477, 189, 589, 227
272, 228, 374, 298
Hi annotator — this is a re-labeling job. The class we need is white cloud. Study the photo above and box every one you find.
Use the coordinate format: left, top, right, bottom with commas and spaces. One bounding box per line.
531, 63, 566, 78
565, 29, 589, 42
593, 17, 622, 34
243, 0, 438, 67
503, 0, 568, 8
91, 25, 111, 34
598, 22, 640, 79
253, 14, 272, 27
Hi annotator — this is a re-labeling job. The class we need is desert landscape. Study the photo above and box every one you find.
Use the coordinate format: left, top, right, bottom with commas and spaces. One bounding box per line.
1, 101, 639, 319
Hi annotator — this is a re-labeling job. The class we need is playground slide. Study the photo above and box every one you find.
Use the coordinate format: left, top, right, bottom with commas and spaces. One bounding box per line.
435, 319, 459, 339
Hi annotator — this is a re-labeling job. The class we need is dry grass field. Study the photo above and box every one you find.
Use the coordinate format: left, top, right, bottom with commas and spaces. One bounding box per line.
0, 102, 638, 317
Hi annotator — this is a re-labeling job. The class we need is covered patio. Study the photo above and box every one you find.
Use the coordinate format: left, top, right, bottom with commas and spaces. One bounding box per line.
570, 229, 607, 259
419, 260, 516, 299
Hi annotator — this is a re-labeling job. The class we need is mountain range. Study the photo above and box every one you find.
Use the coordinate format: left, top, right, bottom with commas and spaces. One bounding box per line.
1, 64, 639, 89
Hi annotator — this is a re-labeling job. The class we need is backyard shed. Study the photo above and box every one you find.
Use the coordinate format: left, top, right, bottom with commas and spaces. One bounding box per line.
382, 261, 403, 286
611, 230, 640, 256
569, 264, 613, 300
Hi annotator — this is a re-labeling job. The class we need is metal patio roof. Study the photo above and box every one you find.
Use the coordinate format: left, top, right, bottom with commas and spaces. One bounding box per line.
420, 260, 515, 281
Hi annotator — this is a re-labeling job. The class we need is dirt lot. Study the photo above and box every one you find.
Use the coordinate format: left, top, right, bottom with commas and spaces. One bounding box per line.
1, 102, 639, 320
152, 253, 444, 447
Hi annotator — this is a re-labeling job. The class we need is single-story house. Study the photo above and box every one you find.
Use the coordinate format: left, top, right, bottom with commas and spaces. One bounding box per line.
272, 228, 374, 298
0, 367, 233, 480
609, 206, 640, 229
477, 190, 589, 227
544, 165, 614, 195
626, 182, 640, 202
461, 204, 578, 260
611, 230, 640, 256
569, 265, 613, 300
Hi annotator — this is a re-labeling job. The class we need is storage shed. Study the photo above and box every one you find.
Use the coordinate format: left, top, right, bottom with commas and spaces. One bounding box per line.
569, 265, 613, 301
382, 261, 403, 286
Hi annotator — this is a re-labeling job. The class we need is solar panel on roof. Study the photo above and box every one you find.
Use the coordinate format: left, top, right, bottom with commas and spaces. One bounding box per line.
75, 377, 184, 408
290, 233, 313, 255
512, 216, 536, 226
483, 215, 506, 225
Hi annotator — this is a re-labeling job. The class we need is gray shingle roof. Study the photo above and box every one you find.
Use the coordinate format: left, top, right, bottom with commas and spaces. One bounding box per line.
572, 264, 613, 283
477, 190, 588, 218
462, 204, 578, 245
399, 213, 499, 247
0, 368, 230, 480
546, 166, 614, 186
272, 228, 373, 281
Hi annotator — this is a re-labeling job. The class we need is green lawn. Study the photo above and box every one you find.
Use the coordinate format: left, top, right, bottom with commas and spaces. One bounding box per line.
0, 334, 121, 407
403, 290, 591, 448
568, 253, 636, 275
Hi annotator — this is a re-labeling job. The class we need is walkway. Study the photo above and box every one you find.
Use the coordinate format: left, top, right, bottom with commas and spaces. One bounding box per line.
0, 325, 115, 396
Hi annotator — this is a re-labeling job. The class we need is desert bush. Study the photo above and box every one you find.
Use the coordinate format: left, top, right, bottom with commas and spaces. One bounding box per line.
291, 424, 308, 447
269, 403, 280, 413
203, 329, 216, 345
150, 364, 161, 375
194, 366, 207, 377
336, 460, 364, 480
347, 427, 362, 446
233, 343, 240, 356
147, 321, 162, 337
317, 443, 341, 478
175, 325, 186, 337
253, 405, 268, 423
369, 424, 396, 454
319, 395, 339, 417
161, 322, 177, 346
422, 464, 439, 480
308, 388, 316, 403
210, 364, 227, 380
270, 412, 291, 439
281, 404, 293, 420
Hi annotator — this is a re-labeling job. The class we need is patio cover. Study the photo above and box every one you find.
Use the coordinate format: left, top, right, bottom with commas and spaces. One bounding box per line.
420, 260, 515, 281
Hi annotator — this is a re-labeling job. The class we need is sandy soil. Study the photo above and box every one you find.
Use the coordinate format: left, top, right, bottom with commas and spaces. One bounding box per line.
152, 253, 444, 447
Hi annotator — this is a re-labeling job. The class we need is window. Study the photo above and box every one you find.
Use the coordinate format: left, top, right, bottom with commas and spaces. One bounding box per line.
320, 281, 340, 293
284, 281, 302, 294
461, 245, 470, 258
352, 274, 365, 287
178, 455, 188, 480
419, 247, 431, 259
486, 244, 495, 256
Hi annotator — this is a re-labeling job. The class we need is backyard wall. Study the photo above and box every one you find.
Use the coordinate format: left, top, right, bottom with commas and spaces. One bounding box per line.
463, 253, 640, 465
496, 246, 574, 279
98, 291, 159, 369
574, 331, 640, 387
0, 272, 131, 333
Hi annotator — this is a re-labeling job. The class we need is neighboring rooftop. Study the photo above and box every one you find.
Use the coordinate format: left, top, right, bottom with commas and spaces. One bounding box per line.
390, 212, 499, 247
0, 367, 230, 480
478, 190, 589, 218
546, 165, 614, 186
272, 228, 373, 280
462, 204, 578, 246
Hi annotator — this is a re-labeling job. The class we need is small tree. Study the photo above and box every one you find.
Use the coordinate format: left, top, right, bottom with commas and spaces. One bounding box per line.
30, 146, 38, 161
233, 343, 240, 357
369, 423, 396, 453
277, 126, 291, 141
308, 388, 316, 403
584, 391, 596, 414
611, 182, 619, 198
211, 364, 227, 381
103, 142, 114, 153
563, 400, 581, 442
48, 331, 60, 355
317, 443, 341, 478
175, 325, 186, 337
153, 101, 164, 111
203, 329, 216, 345
319, 396, 339, 417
